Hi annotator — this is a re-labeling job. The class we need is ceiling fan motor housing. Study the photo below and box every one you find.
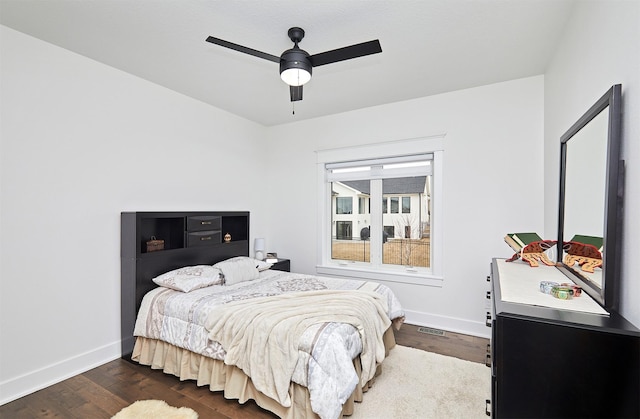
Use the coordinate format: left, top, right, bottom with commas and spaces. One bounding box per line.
279, 47, 312, 86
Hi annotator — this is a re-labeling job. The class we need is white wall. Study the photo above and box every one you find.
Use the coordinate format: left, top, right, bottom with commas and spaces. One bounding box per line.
0, 26, 268, 404
5, 0, 636, 405
543, 0, 640, 327
263, 75, 545, 337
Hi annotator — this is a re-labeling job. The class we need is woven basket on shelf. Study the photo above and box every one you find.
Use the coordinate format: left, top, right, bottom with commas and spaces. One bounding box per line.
146, 236, 164, 252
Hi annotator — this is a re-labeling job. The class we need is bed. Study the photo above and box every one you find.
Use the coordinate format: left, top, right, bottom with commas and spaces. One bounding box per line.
121, 212, 404, 419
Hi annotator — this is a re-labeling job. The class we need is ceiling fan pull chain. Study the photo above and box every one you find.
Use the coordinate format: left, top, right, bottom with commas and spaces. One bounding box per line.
292, 102, 295, 115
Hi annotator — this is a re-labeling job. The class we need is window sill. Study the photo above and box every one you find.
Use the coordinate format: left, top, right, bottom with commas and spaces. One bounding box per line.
316, 264, 444, 287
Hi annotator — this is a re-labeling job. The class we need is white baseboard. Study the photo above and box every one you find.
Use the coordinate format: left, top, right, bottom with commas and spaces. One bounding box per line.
404, 309, 491, 339
0, 341, 121, 406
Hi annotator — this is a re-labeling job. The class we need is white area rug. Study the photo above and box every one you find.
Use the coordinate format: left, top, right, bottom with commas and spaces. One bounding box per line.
111, 347, 489, 419
351, 345, 491, 419
112, 399, 198, 419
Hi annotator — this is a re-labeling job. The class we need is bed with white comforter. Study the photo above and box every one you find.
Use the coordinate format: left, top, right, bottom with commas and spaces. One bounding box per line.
133, 267, 404, 418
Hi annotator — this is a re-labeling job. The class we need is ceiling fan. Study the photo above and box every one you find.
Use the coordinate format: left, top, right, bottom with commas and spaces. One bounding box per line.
206, 27, 382, 102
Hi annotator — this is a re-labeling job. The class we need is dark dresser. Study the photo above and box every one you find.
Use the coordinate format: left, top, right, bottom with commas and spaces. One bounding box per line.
487, 258, 639, 418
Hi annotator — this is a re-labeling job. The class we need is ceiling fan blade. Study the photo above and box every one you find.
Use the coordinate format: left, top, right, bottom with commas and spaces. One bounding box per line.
309, 40, 382, 67
205, 36, 280, 63
290, 85, 303, 102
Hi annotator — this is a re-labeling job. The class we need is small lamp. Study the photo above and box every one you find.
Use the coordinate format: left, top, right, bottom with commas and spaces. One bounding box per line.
254, 238, 265, 261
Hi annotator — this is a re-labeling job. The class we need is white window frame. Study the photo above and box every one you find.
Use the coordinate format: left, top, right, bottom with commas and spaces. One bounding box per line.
316, 135, 445, 287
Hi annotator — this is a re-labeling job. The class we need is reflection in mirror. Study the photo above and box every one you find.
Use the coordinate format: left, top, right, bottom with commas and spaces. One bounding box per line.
557, 84, 622, 310
563, 109, 607, 287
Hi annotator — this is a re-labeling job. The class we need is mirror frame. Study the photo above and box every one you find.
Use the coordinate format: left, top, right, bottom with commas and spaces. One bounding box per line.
557, 84, 622, 310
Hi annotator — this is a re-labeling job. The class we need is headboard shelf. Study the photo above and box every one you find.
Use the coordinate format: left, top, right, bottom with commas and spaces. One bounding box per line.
139, 215, 185, 252
120, 211, 250, 360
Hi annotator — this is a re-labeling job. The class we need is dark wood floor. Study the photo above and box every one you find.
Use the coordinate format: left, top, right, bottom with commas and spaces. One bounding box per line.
0, 325, 488, 418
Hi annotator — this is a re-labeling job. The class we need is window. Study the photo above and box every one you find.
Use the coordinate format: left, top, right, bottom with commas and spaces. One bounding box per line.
330, 164, 430, 268
336, 221, 352, 240
317, 136, 444, 286
390, 197, 399, 214
402, 197, 411, 213
383, 226, 394, 241
336, 197, 352, 214
358, 197, 367, 214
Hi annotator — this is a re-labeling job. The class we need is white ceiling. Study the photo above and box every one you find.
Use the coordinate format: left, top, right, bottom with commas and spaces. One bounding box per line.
0, 0, 575, 126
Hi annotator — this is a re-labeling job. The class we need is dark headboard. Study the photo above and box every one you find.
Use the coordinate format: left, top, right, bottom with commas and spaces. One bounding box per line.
120, 211, 249, 360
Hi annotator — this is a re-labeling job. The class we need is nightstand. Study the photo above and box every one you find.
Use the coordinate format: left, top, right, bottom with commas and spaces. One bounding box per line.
269, 258, 290, 272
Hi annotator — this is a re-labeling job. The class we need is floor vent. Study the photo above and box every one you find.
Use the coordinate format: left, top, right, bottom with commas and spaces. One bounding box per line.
417, 327, 445, 336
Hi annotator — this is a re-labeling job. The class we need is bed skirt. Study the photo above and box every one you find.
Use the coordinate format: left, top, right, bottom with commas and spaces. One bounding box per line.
131, 327, 396, 418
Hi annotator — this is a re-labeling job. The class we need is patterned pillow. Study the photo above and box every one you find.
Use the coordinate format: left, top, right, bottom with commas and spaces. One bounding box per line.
213, 256, 261, 285
152, 265, 223, 292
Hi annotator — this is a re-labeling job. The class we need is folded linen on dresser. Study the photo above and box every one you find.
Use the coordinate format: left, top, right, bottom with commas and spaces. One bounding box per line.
205, 289, 391, 415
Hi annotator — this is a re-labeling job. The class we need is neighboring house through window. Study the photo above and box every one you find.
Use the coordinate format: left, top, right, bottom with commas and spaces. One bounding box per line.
316, 136, 444, 286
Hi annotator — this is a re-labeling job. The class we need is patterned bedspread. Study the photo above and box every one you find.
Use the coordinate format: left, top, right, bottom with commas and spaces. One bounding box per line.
133, 270, 404, 419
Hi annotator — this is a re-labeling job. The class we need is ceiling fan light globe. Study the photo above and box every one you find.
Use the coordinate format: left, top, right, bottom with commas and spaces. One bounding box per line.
280, 68, 311, 86
279, 47, 312, 86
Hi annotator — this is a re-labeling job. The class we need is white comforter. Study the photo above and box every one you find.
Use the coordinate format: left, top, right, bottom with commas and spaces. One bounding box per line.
133, 270, 404, 419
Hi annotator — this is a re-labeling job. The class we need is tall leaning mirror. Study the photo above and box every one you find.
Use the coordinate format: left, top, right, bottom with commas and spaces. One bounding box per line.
557, 84, 623, 310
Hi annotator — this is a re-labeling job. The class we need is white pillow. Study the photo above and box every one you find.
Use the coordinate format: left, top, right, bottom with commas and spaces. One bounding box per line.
256, 259, 273, 271
213, 256, 261, 285
152, 265, 223, 292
